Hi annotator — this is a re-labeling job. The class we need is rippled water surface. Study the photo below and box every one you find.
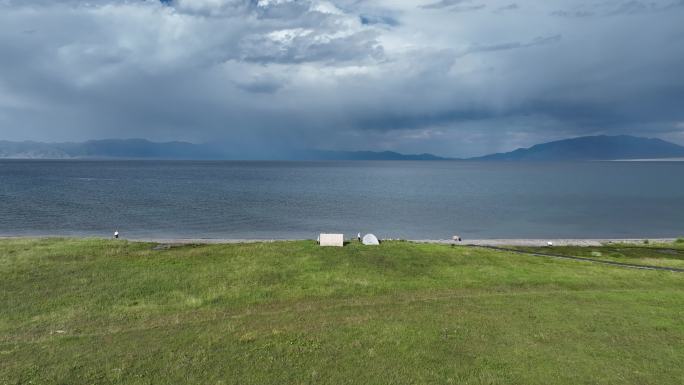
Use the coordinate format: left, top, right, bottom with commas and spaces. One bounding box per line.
1, 160, 683, 239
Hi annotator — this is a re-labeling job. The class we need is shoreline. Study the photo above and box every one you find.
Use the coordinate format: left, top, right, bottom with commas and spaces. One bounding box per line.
0, 236, 678, 247
412, 238, 678, 246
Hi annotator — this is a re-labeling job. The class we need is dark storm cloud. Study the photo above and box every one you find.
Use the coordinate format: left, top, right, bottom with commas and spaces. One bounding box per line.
420, 0, 486, 13
459, 34, 562, 56
0, 0, 683, 157
494, 3, 519, 13
359, 14, 399, 27
551, 0, 684, 18
420, 0, 470, 9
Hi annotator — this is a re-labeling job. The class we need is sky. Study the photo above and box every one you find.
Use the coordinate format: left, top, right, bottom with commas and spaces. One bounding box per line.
0, 0, 683, 157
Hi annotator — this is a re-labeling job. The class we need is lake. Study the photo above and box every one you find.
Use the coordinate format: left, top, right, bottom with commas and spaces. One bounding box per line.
1, 160, 683, 239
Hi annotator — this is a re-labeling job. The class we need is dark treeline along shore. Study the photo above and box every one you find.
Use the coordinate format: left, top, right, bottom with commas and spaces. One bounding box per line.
1, 159, 683, 240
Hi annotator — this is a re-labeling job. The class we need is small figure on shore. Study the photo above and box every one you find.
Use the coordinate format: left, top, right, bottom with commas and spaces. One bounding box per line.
547, 241, 553, 247
357, 233, 361, 242
114, 230, 119, 239
452, 235, 462, 242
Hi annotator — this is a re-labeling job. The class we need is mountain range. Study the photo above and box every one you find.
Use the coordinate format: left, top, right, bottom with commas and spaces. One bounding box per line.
471, 135, 684, 161
0, 139, 448, 161
1, 135, 683, 161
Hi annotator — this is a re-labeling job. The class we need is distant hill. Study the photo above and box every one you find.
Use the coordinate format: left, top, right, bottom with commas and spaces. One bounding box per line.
0, 139, 225, 160
0, 139, 448, 161
292, 150, 446, 161
469, 135, 684, 161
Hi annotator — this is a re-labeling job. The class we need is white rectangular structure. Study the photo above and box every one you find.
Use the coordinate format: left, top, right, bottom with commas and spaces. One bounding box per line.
319, 233, 344, 247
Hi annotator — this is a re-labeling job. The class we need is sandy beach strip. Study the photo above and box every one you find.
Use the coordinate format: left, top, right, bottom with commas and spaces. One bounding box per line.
412, 238, 678, 246
125, 237, 678, 247
0, 236, 677, 247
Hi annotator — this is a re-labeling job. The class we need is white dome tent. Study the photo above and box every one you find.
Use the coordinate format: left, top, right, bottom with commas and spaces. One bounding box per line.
362, 234, 380, 245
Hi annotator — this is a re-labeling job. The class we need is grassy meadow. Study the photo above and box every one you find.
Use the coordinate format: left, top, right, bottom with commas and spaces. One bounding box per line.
1, 238, 684, 384
514, 242, 684, 269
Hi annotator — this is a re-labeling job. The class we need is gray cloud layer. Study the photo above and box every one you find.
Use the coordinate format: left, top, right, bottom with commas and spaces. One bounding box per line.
0, 0, 683, 157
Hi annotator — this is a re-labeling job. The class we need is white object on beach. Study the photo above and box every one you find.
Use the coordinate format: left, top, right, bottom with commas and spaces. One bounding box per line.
319, 233, 344, 247
114, 230, 119, 239
547, 241, 553, 247
362, 234, 380, 245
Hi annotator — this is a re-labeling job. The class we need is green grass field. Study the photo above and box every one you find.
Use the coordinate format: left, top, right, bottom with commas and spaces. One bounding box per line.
1, 238, 683, 385
514, 243, 684, 269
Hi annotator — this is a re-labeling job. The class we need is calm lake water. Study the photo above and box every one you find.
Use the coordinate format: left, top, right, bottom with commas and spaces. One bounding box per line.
1, 160, 683, 239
